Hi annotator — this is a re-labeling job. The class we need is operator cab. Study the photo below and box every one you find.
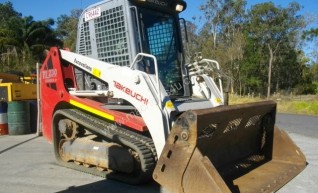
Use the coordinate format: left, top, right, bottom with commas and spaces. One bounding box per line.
129, 0, 187, 97
76, 0, 189, 98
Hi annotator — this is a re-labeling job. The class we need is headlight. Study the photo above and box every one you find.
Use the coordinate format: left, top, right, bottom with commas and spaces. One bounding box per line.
176, 4, 184, 12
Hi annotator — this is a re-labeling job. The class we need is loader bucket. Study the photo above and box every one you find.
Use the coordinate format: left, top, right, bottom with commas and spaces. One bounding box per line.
153, 101, 306, 193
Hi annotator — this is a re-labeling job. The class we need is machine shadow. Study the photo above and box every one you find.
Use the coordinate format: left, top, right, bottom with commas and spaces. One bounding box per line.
56, 179, 163, 193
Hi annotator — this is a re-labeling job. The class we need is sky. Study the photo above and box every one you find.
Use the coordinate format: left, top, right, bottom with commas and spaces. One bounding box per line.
2, 0, 317, 23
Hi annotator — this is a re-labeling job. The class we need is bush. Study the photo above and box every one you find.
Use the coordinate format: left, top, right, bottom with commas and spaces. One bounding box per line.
314, 82, 318, 95
293, 83, 316, 95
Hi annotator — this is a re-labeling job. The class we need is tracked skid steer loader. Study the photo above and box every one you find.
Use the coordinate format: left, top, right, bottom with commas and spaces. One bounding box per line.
39, 0, 306, 192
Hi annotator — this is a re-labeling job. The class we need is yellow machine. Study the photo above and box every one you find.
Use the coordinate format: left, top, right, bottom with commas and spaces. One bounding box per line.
0, 73, 37, 101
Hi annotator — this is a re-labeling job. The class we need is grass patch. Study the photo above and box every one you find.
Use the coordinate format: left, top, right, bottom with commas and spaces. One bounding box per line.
277, 100, 318, 116
229, 95, 263, 105
229, 94, 318, 116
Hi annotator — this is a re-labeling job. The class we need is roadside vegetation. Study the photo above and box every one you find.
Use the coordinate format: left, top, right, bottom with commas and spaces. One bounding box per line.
230, 94, 318, 116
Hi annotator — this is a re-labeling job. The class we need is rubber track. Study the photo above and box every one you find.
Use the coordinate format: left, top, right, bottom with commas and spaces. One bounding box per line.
53, 109, 157, 184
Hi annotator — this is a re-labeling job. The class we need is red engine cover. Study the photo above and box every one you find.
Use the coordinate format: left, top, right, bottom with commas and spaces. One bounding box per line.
40, 48, 147, 142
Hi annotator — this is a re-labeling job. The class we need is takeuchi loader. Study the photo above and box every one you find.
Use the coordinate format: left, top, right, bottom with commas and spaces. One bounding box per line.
39, 0, 306, 192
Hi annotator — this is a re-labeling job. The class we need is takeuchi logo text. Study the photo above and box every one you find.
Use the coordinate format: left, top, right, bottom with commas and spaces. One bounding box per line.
113, 81, 149, 105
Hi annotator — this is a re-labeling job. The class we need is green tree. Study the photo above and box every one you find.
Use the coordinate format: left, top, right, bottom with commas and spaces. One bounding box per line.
303, 18, 318, 63
303, 28, 318, 41
56, 9, 82, 51
240, 35, 264, 95
0, 2, 21, 26
0, 2, 21, 51
0, 2, 62, 73
0, 2, 22, 72
312, 64, 318, 94
199, 0, 233, 51
199, 0, 247, 93
10, 16, 62, 72
17, 16, 62, 59
248, 2, 305, 98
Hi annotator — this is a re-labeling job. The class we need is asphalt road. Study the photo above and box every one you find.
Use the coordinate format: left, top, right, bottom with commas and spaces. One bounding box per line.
276, 113, 318, 138
275, 113, 318, 193
0, 113, 317, 193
